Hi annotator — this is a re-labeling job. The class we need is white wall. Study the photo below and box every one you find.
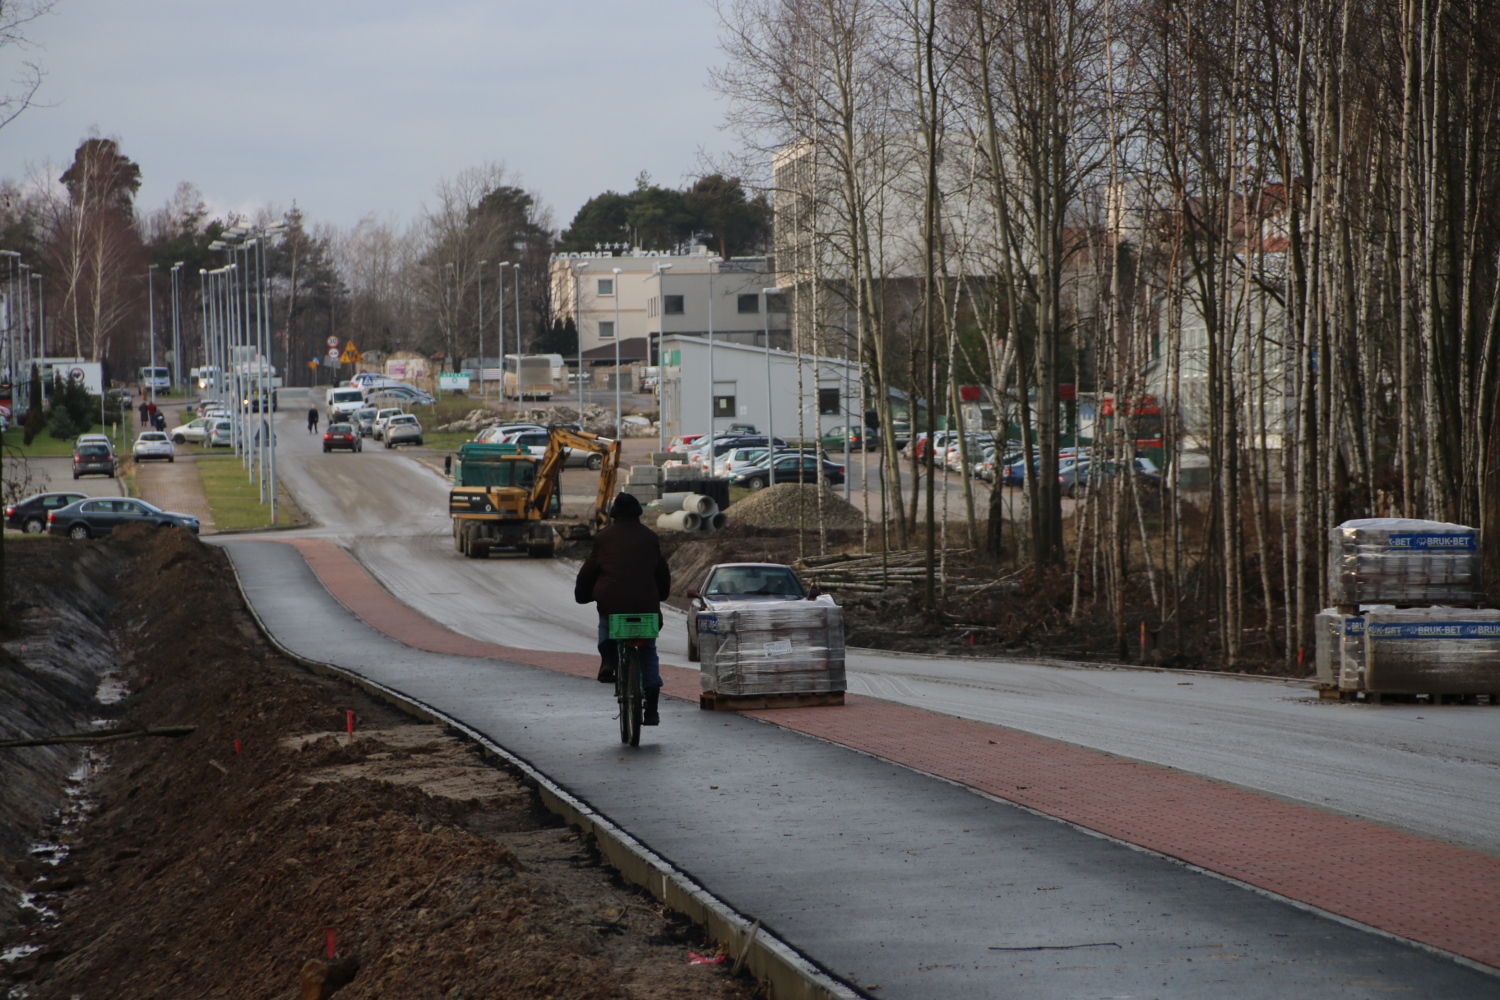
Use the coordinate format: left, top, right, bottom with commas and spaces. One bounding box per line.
658, 334, 861, 442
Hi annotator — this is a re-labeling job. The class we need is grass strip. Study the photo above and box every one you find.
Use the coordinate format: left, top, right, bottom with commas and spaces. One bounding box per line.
193, 452, 306, 531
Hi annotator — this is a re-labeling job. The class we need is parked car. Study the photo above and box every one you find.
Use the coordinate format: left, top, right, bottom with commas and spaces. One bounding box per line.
684, 562, 823, 661
504, 430, 595, 466
322, 423, 362, 453
729, 450, 844, 490
372, 407, 405, 440
71, 442, 117, 479
168, 417, 214, 444
712, 447, 769, 477
367, 384, 434, 406
208, 419, 235, 447
474, 422, 546, 445
132, 431, 175, 463
667, 434, 707, 454
821, 424, 879, 452
350, 373, 407, 391
5, 491, 87, 533
383, 414, 423, 448
691, 435, 789, 471
352, 407, 380, 437
47, 496, 199, 539
1059, 457, 1162, 498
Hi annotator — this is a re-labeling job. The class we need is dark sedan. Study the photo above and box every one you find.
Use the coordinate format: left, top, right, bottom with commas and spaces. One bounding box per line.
47, 497, 200, 539
323, 423, 362, 453
1059, 458, 1162, 499
685, 562, 822, 661
728, 451, 845, 491
5, 491, 87, 533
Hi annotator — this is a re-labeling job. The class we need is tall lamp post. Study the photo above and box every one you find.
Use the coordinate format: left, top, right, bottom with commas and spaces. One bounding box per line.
612, 267, 622, 435
512, 262, 521, 367
477, 259, 488, 397
146, 263, 158, 400
572, 262, 589, 408
495, 261, 509, 401
31, 272, 43, 360
761, 288, 779, 471
653, 263, 672, 450
0, 250, 19, 405
170, 262, 184, 392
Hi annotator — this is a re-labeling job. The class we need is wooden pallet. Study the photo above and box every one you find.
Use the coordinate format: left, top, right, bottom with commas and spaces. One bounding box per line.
699, 690, 846, 711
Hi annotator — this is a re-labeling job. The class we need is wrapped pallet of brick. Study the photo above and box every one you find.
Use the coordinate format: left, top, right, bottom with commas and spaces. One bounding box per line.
697, 601, 846, 707
1338, 614, 1367, 692
1363, 607, 1500, 694
1328, 518, 1481, 606
1314, 609, 1340, 687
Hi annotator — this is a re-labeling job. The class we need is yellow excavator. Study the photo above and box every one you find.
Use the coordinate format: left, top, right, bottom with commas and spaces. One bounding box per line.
446, 427, 621, 558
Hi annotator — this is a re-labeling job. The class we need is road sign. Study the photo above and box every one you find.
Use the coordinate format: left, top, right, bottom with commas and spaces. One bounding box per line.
340, 341, 363, 364
326, 347, 340, 360
326, 336, 340, 348
307, 360, 318, 370
1059, 384, 1076, 400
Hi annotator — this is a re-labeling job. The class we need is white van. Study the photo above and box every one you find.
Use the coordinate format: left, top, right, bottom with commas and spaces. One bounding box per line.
139, 366, 171, 391
325, 386, 366, 419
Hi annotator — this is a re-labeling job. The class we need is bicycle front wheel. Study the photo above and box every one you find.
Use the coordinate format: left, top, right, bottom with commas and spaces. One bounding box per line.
617, 646, 642, 746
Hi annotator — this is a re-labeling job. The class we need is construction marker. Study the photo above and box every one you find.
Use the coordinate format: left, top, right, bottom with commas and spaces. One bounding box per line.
346, 710, 354, 735
1140, 621, 1147, 661
326, 928, 335, 958
1298, 646, 1305, 671
233, 739, 241, 755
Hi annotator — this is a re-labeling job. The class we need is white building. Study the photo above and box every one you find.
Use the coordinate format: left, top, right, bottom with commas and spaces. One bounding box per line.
548, 248, 790, 366
656, 333, 862, 444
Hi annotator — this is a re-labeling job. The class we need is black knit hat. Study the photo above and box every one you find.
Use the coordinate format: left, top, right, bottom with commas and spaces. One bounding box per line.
610, 492, 643, 519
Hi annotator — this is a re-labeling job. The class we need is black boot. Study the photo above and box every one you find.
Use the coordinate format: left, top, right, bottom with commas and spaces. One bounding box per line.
597, 659, 616, 684
643, 687, 660, 725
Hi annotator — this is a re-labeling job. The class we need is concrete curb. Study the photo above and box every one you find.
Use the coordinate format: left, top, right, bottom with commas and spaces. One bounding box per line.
220, 544, 861, 1000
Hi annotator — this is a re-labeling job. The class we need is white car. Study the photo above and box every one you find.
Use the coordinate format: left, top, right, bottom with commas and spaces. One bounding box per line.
372, 407, 405, 440
713, 447, 770, 477
168, 417, 214, 444
367, 384, 434, 406
208, 419, 234, 447
132, 432, 175, 463
383, 414, 423, 448
474, 423, 546, 444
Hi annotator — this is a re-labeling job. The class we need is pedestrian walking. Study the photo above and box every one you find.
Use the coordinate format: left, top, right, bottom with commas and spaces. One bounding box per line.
146, 400, 158, 425
138, 401, 149, 427
308, 405, 319, 434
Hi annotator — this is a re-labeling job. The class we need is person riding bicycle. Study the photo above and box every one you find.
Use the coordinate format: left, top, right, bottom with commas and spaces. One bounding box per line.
574, 492, 671, 725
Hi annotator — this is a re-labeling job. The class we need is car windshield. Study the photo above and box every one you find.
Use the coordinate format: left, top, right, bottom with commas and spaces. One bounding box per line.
355, 409, 377, 420
328, 424, 353, 433
705, 566, 804, 597
77, 445, 109, 456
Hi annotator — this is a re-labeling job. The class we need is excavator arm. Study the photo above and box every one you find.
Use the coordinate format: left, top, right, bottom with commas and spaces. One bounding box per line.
529, 427, 622, 529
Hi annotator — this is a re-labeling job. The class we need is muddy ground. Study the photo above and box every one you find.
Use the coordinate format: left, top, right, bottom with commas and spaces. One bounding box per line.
0, 527, 759, 1000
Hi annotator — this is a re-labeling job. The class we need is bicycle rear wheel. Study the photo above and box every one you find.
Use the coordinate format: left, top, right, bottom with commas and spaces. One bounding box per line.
616, 645, 642, 746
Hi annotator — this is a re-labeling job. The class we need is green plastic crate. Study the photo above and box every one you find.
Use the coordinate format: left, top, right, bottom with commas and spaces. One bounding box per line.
608, 613, 660, 639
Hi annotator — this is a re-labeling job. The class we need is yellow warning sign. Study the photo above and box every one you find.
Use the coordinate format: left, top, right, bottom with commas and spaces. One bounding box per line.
339, 341, 363, 364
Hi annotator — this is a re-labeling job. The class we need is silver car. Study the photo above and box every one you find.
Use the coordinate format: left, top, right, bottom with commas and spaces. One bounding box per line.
383, 413, 423, 448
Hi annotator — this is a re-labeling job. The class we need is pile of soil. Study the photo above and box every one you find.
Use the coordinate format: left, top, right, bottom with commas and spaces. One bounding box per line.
0, 525, 759, 999
724, 485, 865, 531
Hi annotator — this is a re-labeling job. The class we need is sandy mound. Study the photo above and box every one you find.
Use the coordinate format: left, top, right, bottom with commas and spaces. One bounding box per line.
726, 483, 865, 530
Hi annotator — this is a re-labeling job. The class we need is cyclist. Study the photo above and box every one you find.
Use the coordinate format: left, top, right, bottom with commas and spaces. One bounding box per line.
574, 492, 671, 725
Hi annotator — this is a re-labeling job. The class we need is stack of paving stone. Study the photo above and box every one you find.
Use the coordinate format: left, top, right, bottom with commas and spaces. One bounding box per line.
697, 601, 846, 706
1317, 518, 1499, 697
620, 465, 664, 505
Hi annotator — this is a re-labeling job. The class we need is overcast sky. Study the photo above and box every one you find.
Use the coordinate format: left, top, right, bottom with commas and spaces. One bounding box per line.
0, 0, 739, 232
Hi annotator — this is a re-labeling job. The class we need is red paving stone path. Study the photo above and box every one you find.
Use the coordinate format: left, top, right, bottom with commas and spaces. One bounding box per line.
260, 536, 1500, 970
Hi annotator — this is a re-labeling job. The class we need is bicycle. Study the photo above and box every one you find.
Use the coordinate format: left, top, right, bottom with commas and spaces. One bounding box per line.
608, 613, 659, 746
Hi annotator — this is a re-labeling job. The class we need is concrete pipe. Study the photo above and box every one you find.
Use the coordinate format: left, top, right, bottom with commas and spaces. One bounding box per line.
656, 510, 702, 531
660, 492, 693, 514
702, 512, 728, 531
683, 493, 718, 517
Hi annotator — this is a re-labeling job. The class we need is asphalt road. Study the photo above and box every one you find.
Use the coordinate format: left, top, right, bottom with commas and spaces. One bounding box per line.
265, 398, 1500, 858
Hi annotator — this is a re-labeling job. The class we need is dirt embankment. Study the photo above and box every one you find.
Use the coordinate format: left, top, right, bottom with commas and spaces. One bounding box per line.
0, 527, 759, 1000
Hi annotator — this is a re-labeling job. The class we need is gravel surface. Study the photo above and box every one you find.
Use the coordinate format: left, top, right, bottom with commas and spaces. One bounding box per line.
725, 484, 865, 530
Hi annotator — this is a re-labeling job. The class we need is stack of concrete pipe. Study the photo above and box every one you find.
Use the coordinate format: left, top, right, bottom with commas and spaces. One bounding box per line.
657, 492, 728, 532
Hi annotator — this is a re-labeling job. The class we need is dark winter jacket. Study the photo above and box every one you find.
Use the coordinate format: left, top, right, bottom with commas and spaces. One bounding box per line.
573, 518, 671, 617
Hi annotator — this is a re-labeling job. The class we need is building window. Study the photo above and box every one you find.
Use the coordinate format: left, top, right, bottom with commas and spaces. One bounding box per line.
714, 395, 736, 418
600, 320, 615, 340
598, 278, 614, 296
818, 387, 840, 415
664, 294, 684, 315
737, 294, 760, 314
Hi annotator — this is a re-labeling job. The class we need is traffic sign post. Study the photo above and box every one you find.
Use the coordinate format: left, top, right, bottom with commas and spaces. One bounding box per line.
339, 341, 363, 365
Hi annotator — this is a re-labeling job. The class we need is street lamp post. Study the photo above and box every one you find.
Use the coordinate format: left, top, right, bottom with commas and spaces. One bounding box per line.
573, 262, 589, 408
477, 260, 488, 398
653, 263, 673, 451
512, 262, 521, 370
762, 288, 779, 472
31, 272, 44, 360
170, 262, 184, 392
0, 250, 18, 405
147, 264, 159, 401
612, 267, 622, 436
495, 261, 509, 402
